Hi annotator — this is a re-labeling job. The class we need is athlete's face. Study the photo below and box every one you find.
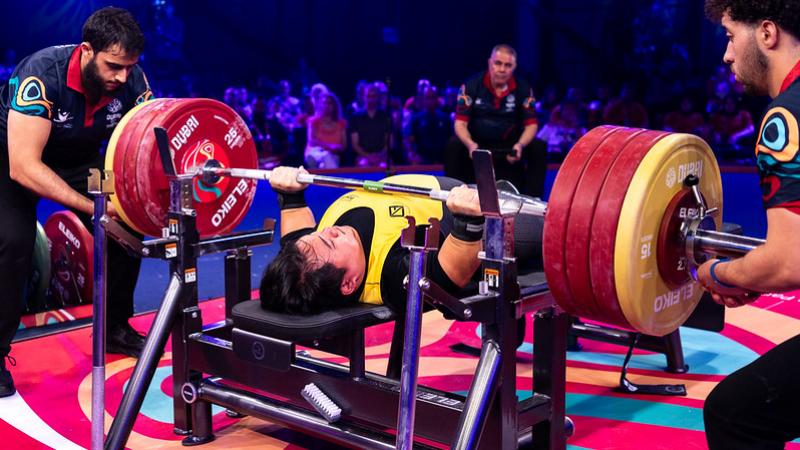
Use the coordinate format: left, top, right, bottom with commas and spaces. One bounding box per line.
297, 226, 365, 295
487, 50, 516, 87
82, 43, 139, 96
721, 13, 770, 96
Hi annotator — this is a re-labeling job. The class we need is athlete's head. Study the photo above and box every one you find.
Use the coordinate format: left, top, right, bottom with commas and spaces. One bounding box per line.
260, 226, 366, 314
80, 7, 145, 99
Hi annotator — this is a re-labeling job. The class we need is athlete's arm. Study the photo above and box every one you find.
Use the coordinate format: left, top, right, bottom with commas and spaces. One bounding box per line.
699, 207, 800, 295
439, 185, 483, 287
269, 166, 315, 236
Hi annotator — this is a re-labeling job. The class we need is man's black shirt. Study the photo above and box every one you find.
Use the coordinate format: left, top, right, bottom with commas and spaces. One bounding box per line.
0, 44, 152, 173
455, 71, 537, 146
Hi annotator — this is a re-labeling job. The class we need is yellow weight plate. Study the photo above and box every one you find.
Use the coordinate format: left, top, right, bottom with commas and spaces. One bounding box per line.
613, 133, 722, 336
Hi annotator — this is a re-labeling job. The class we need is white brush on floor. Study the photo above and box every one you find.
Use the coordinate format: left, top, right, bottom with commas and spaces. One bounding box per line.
301, 383, 342, 423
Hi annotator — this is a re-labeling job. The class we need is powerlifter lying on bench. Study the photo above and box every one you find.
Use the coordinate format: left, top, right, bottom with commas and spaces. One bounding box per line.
260, 166, 544, 315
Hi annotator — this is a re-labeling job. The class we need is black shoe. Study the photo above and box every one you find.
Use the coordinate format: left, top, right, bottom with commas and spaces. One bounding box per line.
0, 356, 16, 398
107, 323, 146, 358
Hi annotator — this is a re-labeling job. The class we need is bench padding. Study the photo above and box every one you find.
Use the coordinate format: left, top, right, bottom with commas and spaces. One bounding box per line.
232, 300, 395, 341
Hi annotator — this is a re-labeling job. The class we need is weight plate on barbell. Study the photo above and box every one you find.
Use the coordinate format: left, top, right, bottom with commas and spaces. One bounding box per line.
564, 128, 650, 325
107, 98, 258, 237
584, 129, 671, 328
601, 133, 722, 336
543, 125, 621, 317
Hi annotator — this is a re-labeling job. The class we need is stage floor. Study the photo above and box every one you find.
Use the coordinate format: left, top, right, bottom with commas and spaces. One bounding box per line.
4, 291, 800, 449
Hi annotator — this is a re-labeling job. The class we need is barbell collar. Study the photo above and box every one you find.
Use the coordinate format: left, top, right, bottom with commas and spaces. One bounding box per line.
692, 228, 764, 259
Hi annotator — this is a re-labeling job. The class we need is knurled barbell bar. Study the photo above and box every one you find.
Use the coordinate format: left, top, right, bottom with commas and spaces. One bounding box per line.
105, 99, 765, 336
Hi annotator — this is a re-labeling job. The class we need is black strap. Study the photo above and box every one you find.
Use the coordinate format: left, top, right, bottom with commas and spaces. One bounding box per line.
616, 333, 687, 396
276, 190, 307, 210
450, 214, 484, 242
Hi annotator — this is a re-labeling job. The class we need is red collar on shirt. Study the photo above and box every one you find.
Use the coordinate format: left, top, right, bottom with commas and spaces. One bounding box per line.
779, 59, 800, 94
66, 45, 113, 126
482, 71, 517, 99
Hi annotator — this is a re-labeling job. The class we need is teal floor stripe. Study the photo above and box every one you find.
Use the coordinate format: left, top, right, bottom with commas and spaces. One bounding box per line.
565, 327, 758, 375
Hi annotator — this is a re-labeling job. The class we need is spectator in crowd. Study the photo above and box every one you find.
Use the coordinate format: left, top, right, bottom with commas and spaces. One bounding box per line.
709, 95, 755, 161
388, 94, 405, 163
705, 64, 739, 99
603, 84, 649, 128
251, 96, 271, 158
664, 95, 707, 136
537, 88, 588, 160
296, 94, 315, 129
374, 80, 389, 110
441, 85, 459, 120
305, 92, 347, 169
264, 100, 290, 163
309, 82, 329, 113
403, 78, 432, 125
706, 79, 734, 115
404, 86, 451, 164
268, 79, 302, 132
350, 83, 392, 167
223, 85, 252, 120
587, 85, 612, 129
535, 86, 559, 127
347, 79, 369, 118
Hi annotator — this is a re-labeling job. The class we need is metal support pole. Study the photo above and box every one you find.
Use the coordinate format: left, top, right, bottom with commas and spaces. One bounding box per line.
88, 169, 110, 450
396, 247, 426, 450
452, 340, 502, 450
105, 274, 184, 450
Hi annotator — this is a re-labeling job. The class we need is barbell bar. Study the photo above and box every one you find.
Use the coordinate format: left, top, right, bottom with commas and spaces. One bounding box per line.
198, 161, 549, 218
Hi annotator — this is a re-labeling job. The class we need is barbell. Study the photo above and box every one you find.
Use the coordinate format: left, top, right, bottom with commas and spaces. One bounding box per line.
105, 98, 765, 336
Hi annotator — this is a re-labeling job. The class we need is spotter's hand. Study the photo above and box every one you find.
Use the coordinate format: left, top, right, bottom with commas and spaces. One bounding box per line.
696, 259, 760, 308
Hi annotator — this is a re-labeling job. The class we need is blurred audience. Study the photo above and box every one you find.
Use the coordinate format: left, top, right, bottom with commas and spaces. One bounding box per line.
603, 84, 649, 128
537, 88, 588, 160
268, 80, 302, 132
664, 95, 707, 136
709, 95, 755, 161
126, 49, 768, 169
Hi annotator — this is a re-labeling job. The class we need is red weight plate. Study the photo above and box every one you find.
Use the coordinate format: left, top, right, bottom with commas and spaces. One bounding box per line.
589, 130, 670, 328
656, 189, 697, 289
119, 99, 184, 234
132, 98, 258, 236
543, 125, 621, 316
44, 211, 94, 306
108, 98, 180, 235
563, 128, 646, 323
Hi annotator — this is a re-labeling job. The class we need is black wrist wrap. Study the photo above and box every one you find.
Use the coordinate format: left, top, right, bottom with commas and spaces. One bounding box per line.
277, 190, 307, 210
451, 214, 485, 242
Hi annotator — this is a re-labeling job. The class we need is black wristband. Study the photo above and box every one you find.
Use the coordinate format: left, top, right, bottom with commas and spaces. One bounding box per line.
451, 214, 485, 242
276, 190, 307, 210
